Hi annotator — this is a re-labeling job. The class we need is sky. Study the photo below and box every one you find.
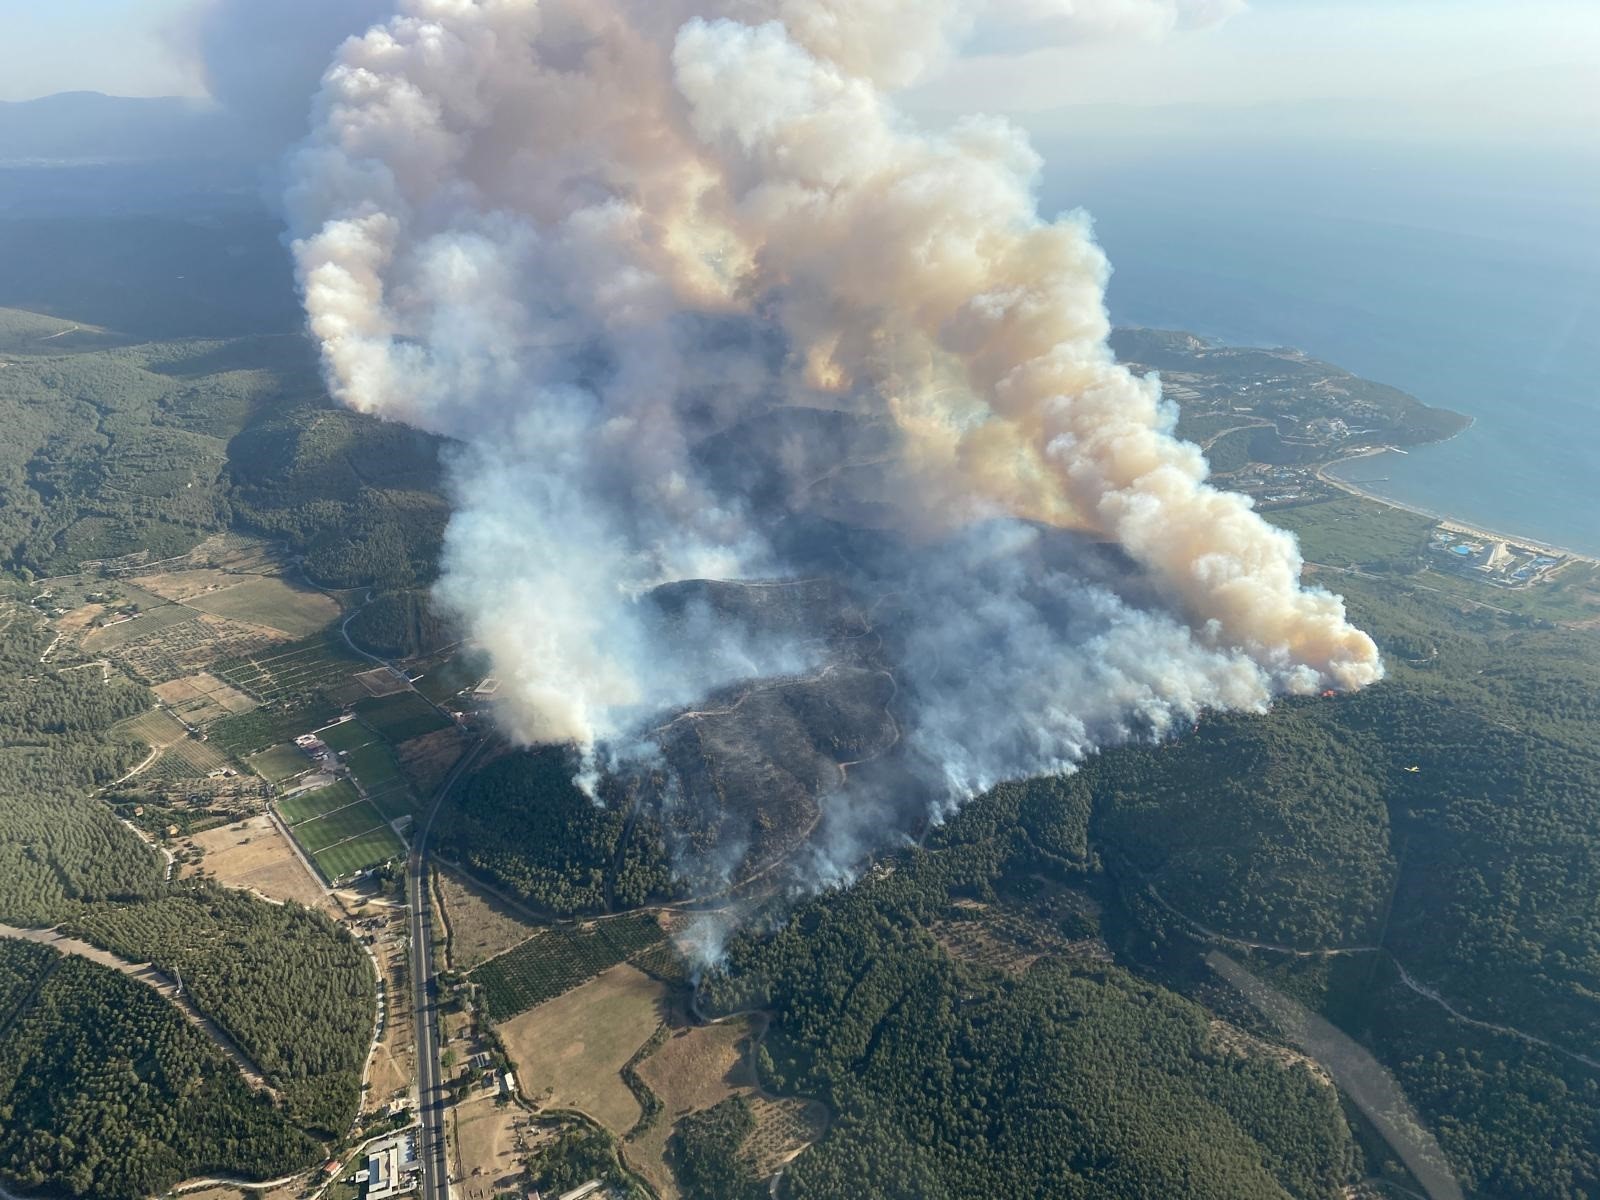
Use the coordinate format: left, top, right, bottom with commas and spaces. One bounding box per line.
4, 0, 1599, 117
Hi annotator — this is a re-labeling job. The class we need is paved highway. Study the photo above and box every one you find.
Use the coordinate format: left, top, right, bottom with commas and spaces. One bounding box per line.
408, 739, 487, 1200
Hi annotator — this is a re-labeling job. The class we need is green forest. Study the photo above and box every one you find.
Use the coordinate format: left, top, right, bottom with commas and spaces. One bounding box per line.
0, 941, 318, 1200
438, 747, 676, 914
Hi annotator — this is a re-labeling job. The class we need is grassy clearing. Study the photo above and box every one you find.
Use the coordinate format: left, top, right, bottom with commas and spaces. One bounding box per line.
1265, 497, 1435, 567
355, 692, 451, 742
471, 914, 665, 1022
312, 825, 406, 880
186, 814, 325, 908
247, 743, 312, 785
498, 963, 668, 1134
184, 576, 340, 637
291, 798, 389, 854
278, 779, 361, 826
629, 1018, 756, 1198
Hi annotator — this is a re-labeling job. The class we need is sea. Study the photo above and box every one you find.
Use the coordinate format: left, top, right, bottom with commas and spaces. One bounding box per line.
1037, 137, 1600, 557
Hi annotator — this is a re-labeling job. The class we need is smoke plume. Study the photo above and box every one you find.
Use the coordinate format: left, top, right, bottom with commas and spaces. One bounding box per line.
287, 0, 1378, 886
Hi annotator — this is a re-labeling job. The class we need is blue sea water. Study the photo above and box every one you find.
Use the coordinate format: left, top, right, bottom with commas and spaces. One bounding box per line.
1038, 139, 1600, 556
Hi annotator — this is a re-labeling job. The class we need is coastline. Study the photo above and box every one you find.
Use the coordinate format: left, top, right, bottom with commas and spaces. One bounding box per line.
1316, 445, 1599, 567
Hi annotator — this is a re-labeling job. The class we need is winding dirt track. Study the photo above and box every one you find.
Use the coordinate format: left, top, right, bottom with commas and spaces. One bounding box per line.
0, 923, 275, 1094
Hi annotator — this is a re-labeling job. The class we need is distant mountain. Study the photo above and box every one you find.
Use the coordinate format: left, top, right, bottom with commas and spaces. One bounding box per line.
0, 92, 241, 163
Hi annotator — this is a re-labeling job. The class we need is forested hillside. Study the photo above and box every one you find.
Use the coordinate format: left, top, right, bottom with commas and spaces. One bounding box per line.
703, 790, 1356, 1200
227, 405, 449, 590
65, 884, 375, 1134
0, 941, 317, 1200
438, 747, 676, 914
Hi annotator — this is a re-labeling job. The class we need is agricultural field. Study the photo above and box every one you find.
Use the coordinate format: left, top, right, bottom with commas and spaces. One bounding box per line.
101, 613, 287, 687
207, 696, 341, 757
355, 691, 452, 742
213, 633, 366, 705
470, 914, 666, 1022
312, 825, 406, 881
152, 671, 258, 726
158, 733, 234, 778
498, 963, 668, 1134
743, 1096, 828, 1178
278, 779, 361, 826
114, 708, 190, 755
413, 652, 484, 704
435, 868, 540, 971
247, 744, 313, 785
183, 576, 340, 638
81, 603, 201, 651
395, 727, 471, 797
112, 708, 234, 779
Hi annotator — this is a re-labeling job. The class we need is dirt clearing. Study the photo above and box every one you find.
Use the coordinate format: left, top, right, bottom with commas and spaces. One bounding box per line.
450, 1096, 532, 1200
184, 814, 328, 908
498, 962, 667, 1135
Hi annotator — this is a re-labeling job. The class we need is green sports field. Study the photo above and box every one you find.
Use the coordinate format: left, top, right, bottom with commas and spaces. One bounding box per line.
346, 742, 415, 821
312, 825, 407, 880
315, 718, 377, 752
248, 743, 312, 785
292, 799, 390, 854
278, 779, 361, 826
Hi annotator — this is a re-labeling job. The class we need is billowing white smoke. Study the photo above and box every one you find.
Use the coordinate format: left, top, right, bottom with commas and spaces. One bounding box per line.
288, 0, 1376, 811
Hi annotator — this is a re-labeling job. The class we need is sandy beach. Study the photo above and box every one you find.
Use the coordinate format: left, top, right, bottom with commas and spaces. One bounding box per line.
1319, 447, 1599, 566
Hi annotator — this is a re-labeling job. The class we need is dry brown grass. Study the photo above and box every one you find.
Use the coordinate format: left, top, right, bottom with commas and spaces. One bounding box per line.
639, 1018, 757, 1119
183, 576, 340, 637
153, 671, 259, 724
133, 568, 247, 602
436, 868, 539, 970
184, 814, 328, 908
498, 963, 668, 1135
626, 1015, 758, 1199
